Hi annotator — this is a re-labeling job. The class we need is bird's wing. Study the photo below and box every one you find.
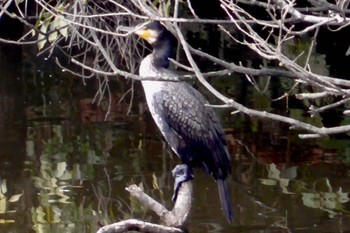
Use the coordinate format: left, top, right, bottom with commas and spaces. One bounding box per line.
154, 81, 231, 178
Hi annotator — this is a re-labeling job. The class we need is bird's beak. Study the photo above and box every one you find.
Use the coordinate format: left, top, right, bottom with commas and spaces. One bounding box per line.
134, 28, 158, 44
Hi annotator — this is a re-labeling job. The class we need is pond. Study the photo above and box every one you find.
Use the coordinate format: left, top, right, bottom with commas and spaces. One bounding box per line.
0, 45, 349, 233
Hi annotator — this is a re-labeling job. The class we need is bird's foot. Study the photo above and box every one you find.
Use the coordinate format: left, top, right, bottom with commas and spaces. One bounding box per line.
171, 164, 193, 202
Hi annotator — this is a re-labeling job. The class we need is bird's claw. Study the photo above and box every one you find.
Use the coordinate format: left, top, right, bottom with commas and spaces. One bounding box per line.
171, 164, 193, 202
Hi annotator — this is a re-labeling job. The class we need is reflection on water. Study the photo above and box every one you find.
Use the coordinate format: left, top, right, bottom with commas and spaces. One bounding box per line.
0, 50, 350, 233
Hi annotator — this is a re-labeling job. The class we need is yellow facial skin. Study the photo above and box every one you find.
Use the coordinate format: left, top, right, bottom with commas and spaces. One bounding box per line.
135, 28, 158, 44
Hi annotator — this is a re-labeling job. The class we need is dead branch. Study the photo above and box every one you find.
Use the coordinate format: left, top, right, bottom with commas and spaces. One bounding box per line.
96, 219, 183, 233
96, 182, 192, 233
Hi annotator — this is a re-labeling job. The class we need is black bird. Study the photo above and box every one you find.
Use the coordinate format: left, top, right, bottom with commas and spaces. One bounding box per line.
134, 21, 233, 222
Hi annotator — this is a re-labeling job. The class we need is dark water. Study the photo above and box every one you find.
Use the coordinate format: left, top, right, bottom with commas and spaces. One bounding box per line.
0, 48, 350, 233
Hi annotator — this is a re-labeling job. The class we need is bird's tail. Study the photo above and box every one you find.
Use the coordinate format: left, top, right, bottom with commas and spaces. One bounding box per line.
217, 179, 233, 222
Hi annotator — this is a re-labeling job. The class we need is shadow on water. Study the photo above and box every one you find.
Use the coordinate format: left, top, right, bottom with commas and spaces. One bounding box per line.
0, 45, 350, 233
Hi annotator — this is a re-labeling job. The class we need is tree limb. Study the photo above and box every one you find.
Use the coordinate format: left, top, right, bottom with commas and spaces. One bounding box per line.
96, 182, 192, 233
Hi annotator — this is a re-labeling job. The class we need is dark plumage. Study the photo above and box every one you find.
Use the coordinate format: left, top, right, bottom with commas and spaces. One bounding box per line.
135, 21, 233, 222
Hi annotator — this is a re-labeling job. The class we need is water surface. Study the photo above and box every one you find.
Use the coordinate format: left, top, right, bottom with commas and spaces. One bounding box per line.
0, 46, 349, 233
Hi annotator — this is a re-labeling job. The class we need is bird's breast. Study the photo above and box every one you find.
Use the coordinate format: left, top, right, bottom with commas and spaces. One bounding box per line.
141, 80, 164, 101
139, 55, 167, 118
139, 55, 158, 78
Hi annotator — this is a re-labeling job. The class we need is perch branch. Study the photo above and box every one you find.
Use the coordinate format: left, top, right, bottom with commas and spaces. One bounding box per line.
96, 181, 192, 233
96, 219, 183, 233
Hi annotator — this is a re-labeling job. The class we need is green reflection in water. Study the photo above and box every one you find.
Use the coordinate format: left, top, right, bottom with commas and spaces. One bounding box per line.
0, 179, 23, 223
260, 164, 350, 218
27, 124, 111, 233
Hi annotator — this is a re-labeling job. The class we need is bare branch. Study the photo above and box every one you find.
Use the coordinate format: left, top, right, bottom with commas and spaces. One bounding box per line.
96, 219, 183, 233
2, 0, 350, 138
96, 181, 192, 233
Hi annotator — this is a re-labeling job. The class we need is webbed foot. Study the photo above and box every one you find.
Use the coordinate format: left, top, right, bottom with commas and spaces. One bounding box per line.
171, 164, 193, 202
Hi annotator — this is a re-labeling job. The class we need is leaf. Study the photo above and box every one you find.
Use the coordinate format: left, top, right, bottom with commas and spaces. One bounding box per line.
59, 170, 72, 180
38, 22, 48, 50
56, 3, 66, 12
26, 140, 34, 157
302, 193, 320, 208
0, 219, 15, 224
48, 19, 58, 43
52, 206, 62, 223
279, 178, 289, 187
48, 31, 58, 43
267, 163, 280, 180
280, 166, 298, 179
138, 182, 144, 191
279, 178, 294, 194
30, 29, 36, 37
0, 197, 6, 214
51, 178, 58, 188
260, 179, 277, 186
54, 3, 69, 39
152, 173, 159, 189
326, 209, 337, 218
72, 164, 81, 180
34, 206, 47, 223
325, 178, 333, 193
55, 162, 67, 178
8, 193, 23, 203
336, 188, 350, 203
1, 180, 7, 195
57, 192, 71, 204
40, 169, 50, 180
56, 17, 68, 39
323, 192, 337, 209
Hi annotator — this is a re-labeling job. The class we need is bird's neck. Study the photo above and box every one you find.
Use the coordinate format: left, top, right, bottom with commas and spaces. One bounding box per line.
151, 39, 172, 68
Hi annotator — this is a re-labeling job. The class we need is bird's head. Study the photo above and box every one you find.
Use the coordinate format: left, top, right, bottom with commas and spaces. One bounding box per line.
134, 21, 173, 68
134, 21, 167, 45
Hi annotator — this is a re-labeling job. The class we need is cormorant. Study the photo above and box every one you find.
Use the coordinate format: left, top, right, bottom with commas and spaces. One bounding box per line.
134, 21, 233, 222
